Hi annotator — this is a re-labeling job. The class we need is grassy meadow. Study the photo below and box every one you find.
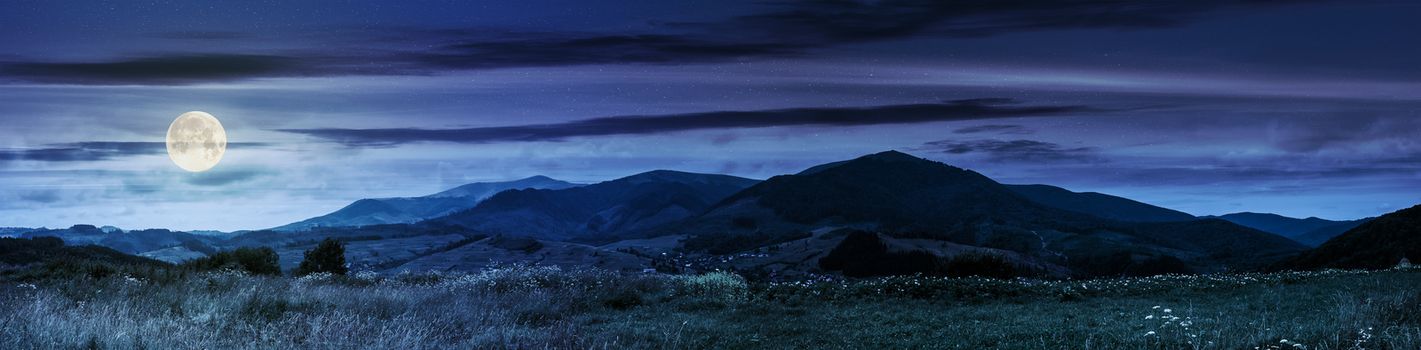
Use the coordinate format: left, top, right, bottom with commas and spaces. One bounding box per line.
2, 265, 1419, 349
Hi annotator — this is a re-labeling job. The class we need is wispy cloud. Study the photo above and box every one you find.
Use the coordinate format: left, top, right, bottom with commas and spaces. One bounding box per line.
280, 98, 1096, 146
0, 55, 317, 85
953, 124, 1034, 135
183, 168, 265, 186
920, 139, 1101, 163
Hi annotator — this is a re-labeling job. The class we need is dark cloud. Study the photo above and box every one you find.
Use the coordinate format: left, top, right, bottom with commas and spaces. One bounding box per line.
1266, 116, 1421, 154
0, 55, 315, 85
381, 0, 1322, 71
0, 142, 271, 162
183, 169, 264, 186
920, 139, 1101, 163
953, 124, 1033, 135
0, 1, 1322, 85
280, 98, 1095, 146
715, 0, 1304, 42
414, 34, 803, 70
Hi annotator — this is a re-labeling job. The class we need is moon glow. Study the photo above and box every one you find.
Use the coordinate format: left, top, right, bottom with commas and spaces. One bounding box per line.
166, 111, 227, 172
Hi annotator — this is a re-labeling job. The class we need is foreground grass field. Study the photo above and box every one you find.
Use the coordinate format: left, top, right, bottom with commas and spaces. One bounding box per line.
2, 265, 1419, 349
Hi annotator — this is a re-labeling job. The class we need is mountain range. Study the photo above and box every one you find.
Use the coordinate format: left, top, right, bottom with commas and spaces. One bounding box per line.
670, 151, 1304, 276
8, 150, 1401, 279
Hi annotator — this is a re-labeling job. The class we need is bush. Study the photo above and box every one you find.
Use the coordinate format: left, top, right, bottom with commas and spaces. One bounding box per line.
294, 238, 347, 276
675, 271, 749, 305
184, 247, 282, 276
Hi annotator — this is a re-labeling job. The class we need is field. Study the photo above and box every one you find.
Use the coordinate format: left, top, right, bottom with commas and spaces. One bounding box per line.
2, 266, 1419, 349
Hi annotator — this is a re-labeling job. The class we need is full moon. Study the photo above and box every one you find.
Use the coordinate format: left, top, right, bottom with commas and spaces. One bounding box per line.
166, 111, 227, 172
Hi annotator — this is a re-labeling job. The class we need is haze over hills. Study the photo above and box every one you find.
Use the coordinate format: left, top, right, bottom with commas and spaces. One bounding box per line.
273, 175, 578, 232
17, 225, 222, 256
1207, 212, 1371, 247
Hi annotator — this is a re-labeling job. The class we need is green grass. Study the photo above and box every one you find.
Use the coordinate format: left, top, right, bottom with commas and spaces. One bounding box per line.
2, 266, 1419, 349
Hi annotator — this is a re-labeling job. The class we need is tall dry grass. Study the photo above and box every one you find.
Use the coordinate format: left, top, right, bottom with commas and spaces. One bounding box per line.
2, 265, 1419, 349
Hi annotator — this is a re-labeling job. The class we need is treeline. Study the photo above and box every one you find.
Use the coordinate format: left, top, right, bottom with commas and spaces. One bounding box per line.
0, 236, 351, 281
185, 238, 349, 276
817, 230, 1039, 279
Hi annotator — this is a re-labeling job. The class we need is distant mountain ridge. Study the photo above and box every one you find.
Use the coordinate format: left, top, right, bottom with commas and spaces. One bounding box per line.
273, 176, 578, 231
1208, 212, 1371, 247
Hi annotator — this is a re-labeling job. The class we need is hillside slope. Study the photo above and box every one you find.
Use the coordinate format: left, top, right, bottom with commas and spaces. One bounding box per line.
1005, 184, 1195, 222
434, 170, 759, 241
1285, 204, 1421, 269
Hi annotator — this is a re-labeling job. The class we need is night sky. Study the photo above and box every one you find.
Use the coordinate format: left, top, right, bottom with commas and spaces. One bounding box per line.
2, 1, 1420, 231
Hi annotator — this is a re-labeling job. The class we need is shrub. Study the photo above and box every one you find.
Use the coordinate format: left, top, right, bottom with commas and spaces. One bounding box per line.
294, 238, 347, 276
184, 247, 282, 276
675, 271, 749, 305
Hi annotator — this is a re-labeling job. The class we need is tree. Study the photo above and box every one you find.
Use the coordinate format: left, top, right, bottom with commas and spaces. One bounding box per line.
295, 238, 347, 276
184, 247, 281, 276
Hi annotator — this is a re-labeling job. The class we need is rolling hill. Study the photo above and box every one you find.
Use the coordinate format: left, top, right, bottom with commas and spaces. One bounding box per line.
274, 175, 577, 231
